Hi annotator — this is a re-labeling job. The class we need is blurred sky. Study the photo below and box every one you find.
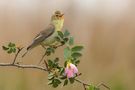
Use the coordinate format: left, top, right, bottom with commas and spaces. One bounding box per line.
0, 0, 135, 90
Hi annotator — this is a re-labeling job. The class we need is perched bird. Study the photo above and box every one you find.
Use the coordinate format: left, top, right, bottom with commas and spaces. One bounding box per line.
22, 11, 64, 57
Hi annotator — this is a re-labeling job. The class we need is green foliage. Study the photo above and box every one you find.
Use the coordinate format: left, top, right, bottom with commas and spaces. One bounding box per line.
68, 36, 74, 45
71, 46, 84, 52
63, 79, 68, 86
52, 79, 61, 88
2, 30, 105, 90
48, 73, 61, 88
71, 52, 82, 59
88, 85, 100, 90
2, 42, 16, 54
47, 58, 59, 69
69, 78, 75, 84
64, 30, 70, 37
57, 31, 64, 38
56, 30, 70, 45
64, 47, 71, 60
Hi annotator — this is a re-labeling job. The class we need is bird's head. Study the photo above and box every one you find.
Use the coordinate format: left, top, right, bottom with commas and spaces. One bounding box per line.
51, 11, 64, 31
51, 11, 64, 21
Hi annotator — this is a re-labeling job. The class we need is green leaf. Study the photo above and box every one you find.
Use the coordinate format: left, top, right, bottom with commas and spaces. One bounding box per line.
55, 79, 61, 84
71, 46, 83, 52
7, 48, 13, 54
63, 79, 68, 86
2, 46, 9, 51
75, 60, 80, 65
64, 47, 71, 60
69, 37, 74, 46
8, 42, 15, 47
12, 48, 16, 53
48, 80, 53, 85
64, 30, 70, 37
71, 52, 82, 58
88, 85, 99, 90
54, 58, 59, 63
48, 60, 53, 67
48, 73, 54, 80
69, 78, 75, 84
64, 61, 67, 67
47, 47, 55, 53
52, 83, 58, 88
55, 36, 61, 42
57, 31, 64, 38
59, 68, 64, 75
52, 79, 61, 88
63, 38, 68, 43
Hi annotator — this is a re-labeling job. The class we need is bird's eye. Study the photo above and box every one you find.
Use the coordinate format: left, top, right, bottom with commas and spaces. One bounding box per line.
56, 15, 59, 17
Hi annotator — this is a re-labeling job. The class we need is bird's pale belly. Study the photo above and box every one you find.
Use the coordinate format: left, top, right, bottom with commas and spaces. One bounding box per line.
41, 31, 57, 46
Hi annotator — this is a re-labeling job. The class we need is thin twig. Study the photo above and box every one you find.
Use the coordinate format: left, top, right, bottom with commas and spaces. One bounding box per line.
83, 83, 86, 90
12, 47, 23, 64
39, 51, 47, 64
97, 83, 110, 90
43, 60, 49, 71
75, 78, 90, 86
39, 44, 63, 64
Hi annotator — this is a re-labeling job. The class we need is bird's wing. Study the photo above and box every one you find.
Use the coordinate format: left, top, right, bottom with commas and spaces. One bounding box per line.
27, 24, 55, 50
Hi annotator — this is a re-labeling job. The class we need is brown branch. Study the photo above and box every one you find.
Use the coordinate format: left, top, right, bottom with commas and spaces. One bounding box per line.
97, 83, 110, 90
43, 60, 49, 71
83, 83, 86, 90
75, 78, 91, 86
0, 63, 47, 71
39, 51, 47, 64
75, 78, 110, 90
12, 47, 23, 64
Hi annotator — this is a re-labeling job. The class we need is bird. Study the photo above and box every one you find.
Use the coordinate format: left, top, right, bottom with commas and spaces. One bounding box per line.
22, 11, 64, 58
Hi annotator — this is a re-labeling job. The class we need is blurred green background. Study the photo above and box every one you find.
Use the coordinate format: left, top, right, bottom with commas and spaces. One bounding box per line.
0, 0, 135, 90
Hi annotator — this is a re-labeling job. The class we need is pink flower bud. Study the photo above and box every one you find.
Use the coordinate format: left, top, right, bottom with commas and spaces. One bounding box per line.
65, 63, 78, 78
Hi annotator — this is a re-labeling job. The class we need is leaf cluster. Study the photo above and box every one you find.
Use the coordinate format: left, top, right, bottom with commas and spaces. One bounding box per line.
2, 42, 16, 54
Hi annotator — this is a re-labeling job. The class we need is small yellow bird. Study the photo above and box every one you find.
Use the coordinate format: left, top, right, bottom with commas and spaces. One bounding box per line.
22, 11, 64, 57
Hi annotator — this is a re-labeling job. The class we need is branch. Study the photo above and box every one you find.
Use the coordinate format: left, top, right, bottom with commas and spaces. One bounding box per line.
97, 83, 110, 90
75, 78, 110, 90
75, 78, 90, 86
1, 42, 110, 90
12, 47, 23, 64
0, 63, 47, 71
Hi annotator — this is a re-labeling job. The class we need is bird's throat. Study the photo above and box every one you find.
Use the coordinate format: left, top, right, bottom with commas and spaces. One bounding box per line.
52, 19, 64, 31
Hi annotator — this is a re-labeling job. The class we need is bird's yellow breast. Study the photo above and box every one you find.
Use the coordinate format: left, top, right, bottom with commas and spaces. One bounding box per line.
52, 19, 64, 31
